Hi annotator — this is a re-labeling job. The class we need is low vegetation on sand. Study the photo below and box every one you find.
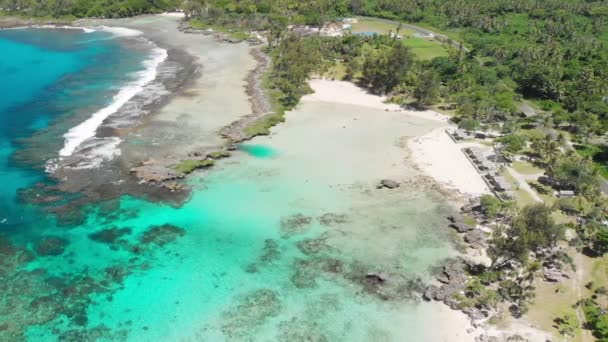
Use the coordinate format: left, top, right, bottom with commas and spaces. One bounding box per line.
172, 159, 214, 174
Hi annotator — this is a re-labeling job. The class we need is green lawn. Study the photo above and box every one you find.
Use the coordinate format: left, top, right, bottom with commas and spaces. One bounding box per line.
324, 62, 347, 80
401, 37, 448, 60
351, 18, 416, 35
574, 143, 608, 179
350, 18, 448, 60
512, 161, 544, 175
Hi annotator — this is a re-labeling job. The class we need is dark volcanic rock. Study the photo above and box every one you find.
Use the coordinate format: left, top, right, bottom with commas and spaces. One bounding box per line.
377, 179, 400, 189
88, 227, 132, 244
423, 260, 467, 302
140, 224, 186, 246
35, 236, 69, 256
449, 221, 474, 233
464, 229, 487, 247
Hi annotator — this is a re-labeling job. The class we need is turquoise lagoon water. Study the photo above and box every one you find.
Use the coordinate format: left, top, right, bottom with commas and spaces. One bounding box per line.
1, 28, 459, 341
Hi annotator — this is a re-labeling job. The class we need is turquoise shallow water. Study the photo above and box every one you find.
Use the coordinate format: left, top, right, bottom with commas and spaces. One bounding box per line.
1, 28, 460, 341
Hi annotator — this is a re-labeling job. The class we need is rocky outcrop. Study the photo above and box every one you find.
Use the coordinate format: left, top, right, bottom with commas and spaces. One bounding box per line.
447, 215, 474, 232
423, 261, 467, 302
377, 179, 400, 189
130, 160, 184, 183
464, 229, 487, 249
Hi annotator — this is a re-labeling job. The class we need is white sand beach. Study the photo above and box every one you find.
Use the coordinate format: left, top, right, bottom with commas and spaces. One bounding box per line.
274, 78, 486, 342
306, 79, 491, 200
409, 128, 491, 199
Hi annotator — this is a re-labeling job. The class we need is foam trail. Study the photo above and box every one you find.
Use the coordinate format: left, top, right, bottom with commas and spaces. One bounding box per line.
59, 45, 167, 157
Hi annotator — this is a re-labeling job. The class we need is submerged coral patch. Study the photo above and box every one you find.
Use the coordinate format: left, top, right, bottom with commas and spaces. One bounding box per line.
280, 213, 312, 238
317, 213, 349, 226
296, 233, 334, 255
140, 224, 186, 246
246, 239, 281, 273
220, 289, 282, 339
34, 236, 69, 256
88, 227, 132, 244
277, 317, 329, 342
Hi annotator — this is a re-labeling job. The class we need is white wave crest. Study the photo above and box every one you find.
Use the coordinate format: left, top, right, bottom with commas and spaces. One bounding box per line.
2, 25, 95, 33
96, 26, 142, 37
59, 45, 167, 158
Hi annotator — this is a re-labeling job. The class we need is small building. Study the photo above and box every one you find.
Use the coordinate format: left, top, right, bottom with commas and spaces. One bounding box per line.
558, 190, 575, 198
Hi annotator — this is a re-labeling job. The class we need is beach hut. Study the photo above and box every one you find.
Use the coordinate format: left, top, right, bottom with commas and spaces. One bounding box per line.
558, 190, 575, 198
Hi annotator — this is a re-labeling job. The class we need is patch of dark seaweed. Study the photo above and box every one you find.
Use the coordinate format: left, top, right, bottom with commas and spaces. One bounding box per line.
140, 224, 185, 246
88, 227, 132, 245
245, 239, 281, 273
34, 236, 69, 256
290, 255, 425, 302
0, 237, 143, 341
277, 317, 329, 342
280, 213, 312, 238
317, 213, 349, 226
220, 289, 282, 339
296, 233, 334, 255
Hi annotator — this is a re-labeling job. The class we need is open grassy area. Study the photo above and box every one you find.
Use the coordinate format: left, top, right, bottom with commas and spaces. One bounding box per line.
526, 279, 583, 341
512, 161, 544, 175
574, 143, 608, 179
189, 19, 250, 41
401, 36, 448, 60
324, 61, 347, 80
351, 18, 416, 35
172, 159, 215, 174
350, 18, 448, 60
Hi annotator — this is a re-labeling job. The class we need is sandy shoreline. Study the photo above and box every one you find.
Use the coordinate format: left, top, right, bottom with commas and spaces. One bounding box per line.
283, 79, 486, 342
301, 79, 554, 342
306, 79, 491, 201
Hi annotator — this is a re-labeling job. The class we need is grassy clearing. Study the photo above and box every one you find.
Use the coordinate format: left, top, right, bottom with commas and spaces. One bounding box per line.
401, 36, 448, 60
172, 159, 215, 174
351, 18, 448, 60
351, 18, 415, 35
324, 61, 347, 80
551, 210, 576, 225
189, 19, 250, 41
512, 161, 544, 175
574, 143, 608, 179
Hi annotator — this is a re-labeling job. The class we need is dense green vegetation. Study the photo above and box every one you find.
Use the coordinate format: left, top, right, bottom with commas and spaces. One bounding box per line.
582, 297, 608, 341
0, 0, 180, 18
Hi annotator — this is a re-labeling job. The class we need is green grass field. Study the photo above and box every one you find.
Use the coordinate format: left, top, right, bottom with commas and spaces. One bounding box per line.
574, 143, 608, 179
350, 18, 448, 60
512, 161, 544, 175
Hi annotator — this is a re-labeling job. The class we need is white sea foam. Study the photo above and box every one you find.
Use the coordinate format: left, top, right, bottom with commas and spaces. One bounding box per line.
68, 137, 123, 169
96, 26, 142, 37
3, 25, 95, 33
58, 39, 167, 160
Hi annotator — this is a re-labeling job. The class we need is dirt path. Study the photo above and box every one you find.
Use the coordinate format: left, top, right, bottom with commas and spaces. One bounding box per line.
505, 167, 543, 203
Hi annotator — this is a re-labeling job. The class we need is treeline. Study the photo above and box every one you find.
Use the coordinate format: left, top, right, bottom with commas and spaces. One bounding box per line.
0, 0, 181, 18
186, 0, 608, 135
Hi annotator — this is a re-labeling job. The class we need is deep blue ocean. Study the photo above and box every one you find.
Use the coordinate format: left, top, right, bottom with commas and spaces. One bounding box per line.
0, 28, 146, 228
